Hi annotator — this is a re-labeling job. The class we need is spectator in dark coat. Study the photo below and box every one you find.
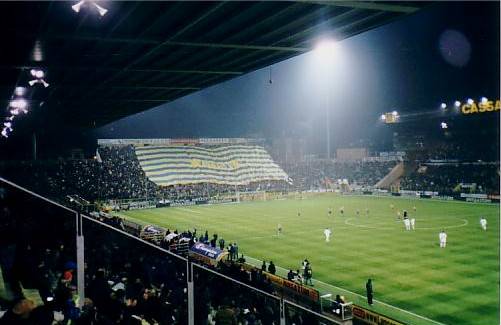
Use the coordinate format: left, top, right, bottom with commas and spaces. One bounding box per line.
268, 261, 276, 275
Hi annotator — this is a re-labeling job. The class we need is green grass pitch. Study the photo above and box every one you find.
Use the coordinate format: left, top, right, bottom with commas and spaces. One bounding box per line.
119, 193, 500, 325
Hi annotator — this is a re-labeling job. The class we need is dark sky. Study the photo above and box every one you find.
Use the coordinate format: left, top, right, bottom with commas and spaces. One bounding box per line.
4, 1, 498, 159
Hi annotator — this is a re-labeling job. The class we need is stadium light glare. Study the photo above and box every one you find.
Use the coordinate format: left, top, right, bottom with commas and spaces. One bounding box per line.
313, 39, 338, 67
380, 114, 386, 121
94, 3, 108, 16
28, 69, 49, 88
72, 1, 108, 16
14, 87, 26, 96
392, 110, 398, 116
481, 97, 488, 103
9, 99, 27, 110
72, 0, 84, 12
467, 98, 474, 105
441, 122, 448, 129
30, 69, 45, 78
440, 103, 447, 109
40, 79, 50, 88
1, 129, 8, 138
454, 100, 461, 107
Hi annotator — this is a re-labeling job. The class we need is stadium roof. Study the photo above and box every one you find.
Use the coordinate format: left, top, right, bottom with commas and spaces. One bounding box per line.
0, 1, 427, 128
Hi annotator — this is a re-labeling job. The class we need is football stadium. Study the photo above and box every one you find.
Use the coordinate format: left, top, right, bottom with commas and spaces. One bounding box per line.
0, 2, 499, 325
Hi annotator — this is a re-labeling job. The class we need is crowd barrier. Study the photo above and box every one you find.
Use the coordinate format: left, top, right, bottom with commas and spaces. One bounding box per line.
0, 177, 353, 325
359, 189, 499, 203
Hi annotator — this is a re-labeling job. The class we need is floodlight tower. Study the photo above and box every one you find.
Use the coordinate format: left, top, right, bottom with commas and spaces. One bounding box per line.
314, 40, 338, 159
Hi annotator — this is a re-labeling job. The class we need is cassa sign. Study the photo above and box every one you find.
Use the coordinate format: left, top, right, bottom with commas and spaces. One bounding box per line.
461, 100, 500, 114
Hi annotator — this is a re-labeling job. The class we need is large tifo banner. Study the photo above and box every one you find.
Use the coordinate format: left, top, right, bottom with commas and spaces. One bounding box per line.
135, 145, 288, 186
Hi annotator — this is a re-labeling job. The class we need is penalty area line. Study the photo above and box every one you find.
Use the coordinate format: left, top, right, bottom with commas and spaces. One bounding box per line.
244, 255, 446, 325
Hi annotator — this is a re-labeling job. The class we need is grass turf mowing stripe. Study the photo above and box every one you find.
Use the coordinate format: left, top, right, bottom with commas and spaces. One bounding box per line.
119, 194, 499, 325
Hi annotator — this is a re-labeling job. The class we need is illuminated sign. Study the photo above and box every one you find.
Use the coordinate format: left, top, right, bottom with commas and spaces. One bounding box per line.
461, 100, 500, 115
383, 112, 399, 124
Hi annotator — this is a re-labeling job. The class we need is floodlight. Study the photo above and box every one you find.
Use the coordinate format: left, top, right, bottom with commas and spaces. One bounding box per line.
10, 109, 20, 115
14, 87, 26, 96
440, 103, 447, 109
94, 3, 108, 16
313, 39, 338, 66
72, 1, 108, 16
380, 114, 386, 121
392, 110, 398, 116
33, 40, 43, 62
481, 97, 488, 104
454, 100, 461, 107
467, 98, 474, 105
29, 79, 49, 88
3, 122, 12, 128
1, 129, 8, 138
9, 99, 27, 110
72, 0, 84, 12
6, 116, 14, 121
30, 69, 44, 78
440, 122, 448, 129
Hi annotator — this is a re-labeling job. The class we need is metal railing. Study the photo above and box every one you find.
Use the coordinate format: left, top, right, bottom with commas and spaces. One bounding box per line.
0, 176, 349, 325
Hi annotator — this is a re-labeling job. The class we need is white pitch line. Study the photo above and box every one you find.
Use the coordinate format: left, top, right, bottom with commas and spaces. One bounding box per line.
344, 217, 469, 231
175, 207, 203, 214
245, 256, 447, 325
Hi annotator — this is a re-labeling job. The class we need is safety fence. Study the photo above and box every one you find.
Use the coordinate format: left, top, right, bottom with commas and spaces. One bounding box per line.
0, 177, 350, 325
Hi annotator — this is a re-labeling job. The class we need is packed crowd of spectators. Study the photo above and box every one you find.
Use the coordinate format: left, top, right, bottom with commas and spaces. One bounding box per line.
400, 163, 500, 195
408, 141, 499, 162
283, 160, 396, 190
2, 143, 498, 205
0, 145, 157, 202
0, 145, 292, 204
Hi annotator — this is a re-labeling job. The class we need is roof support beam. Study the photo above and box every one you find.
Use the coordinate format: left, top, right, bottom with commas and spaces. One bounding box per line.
97, 2, 227, 87
165, 41, 308, 52
28, 33, 310, 52
0, 65, 243, 75
0, 85, 200, 91
184, 8, 359, 76
301, 1, 419, 13
61, 99, 174, 103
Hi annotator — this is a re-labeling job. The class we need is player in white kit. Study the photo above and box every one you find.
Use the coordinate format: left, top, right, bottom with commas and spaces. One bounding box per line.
324, 228, 332, 242
403, 218, 411, 231
439, 230, 447, 248
480, 217, 487, 231
410, 218, 415, 230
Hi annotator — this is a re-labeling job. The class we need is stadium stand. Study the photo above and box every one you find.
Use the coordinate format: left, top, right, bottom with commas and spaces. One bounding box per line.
0, 143, 294, 204
283, 160, 397, 190
400, 163, 500, 195
1, 139, 499, 205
